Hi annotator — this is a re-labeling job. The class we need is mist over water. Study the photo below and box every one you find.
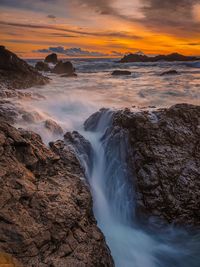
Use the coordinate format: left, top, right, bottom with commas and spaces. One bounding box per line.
12, 59, 200, 266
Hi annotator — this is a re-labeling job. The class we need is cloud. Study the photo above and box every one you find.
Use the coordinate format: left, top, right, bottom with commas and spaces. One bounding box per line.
0, 21, 141, 39
35, 46, 108, 57
138, 0, 200, 35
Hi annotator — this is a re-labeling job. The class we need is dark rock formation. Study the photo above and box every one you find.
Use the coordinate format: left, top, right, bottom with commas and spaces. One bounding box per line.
44, 119, 64, 135
109, 104, 200, 226
160, 70, 179, 76
0, 120, 114, 267
44, 53, 58, 64
120, 52, 199, 63
0, 46, 49, 89
112, 70, 131, 76
53, 61, 76, 76
35, 61, 50, 72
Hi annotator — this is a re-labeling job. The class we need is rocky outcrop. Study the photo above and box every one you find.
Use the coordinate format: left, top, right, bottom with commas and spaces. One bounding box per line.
160, 70, 178, 76
35, 61, 51, 72
53, 61, 77, 77
44, 53, 58, 64
120, 52, 199, 63
108, 104, 200, 226
0, 46, 49, 89
0, 120, 114, 267
112, 70, 131, 76
44, 119, 64, 135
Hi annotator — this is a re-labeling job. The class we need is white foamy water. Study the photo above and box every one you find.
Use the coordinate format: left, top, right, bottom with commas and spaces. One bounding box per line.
10, 59, 200, 266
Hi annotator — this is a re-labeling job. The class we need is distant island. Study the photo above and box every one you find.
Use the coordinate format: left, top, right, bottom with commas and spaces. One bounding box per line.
119, 52, 199, 63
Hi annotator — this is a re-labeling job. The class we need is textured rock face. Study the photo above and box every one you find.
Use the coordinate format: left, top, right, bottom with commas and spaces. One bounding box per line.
0, 46, 49, 89
44, 53, 58, 64
120, 52, 199, 63
112, 104, 200, 226
0, 120, 114, 267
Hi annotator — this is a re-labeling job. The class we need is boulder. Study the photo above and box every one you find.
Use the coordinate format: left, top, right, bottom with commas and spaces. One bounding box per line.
44, 53, 58, 64
0, 46, 49, 89
53, 61, 76, 76
35, 61, 50, 72
105, 104, 200, 226
112, 70, 131, 76
160, 70, 178, 76
0, 120, 114, 267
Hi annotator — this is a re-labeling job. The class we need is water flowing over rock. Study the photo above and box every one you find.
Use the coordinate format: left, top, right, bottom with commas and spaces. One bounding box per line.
0, 46, 49, 89
0, 120, 114, 267
111, 103, 200, 226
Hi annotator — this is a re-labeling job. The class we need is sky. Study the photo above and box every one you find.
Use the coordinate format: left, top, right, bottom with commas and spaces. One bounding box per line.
1, 0, 200, 58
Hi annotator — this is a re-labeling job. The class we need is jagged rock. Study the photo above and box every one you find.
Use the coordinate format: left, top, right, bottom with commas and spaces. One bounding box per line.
112, 70, 131, 76
0, 120, 114, 267
161, 70, 178, 76
35, 61, 50, 72
110, 104, 200, 226
0, 46, 49, 89
120, 52, 199, 63
44, 119, 64, 135
44, 53, 58, 64
53, 61, 76, 76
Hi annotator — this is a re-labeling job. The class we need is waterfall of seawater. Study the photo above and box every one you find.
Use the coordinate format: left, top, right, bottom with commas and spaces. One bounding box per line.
75, 109, 200, 267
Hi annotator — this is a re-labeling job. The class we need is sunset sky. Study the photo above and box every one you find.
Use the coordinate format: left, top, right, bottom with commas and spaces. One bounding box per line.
1, 0, 200, 58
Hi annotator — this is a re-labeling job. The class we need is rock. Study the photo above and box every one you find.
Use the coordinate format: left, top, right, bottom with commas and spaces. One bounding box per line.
53, 61, 76, 76
44, 53, 58, 64
0, 46, 49, 89
35, 61, 50, 72
112, 70, 131, 76
120, 52, 199, 63
0, 120, 114, 267
109, 104, 200, 226
44, 119, 64, 135
160, 70, 178, 76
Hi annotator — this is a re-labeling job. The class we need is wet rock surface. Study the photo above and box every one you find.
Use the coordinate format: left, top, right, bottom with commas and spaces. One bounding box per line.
53, 61, 76, 76
160, 70, 179, 76
0, 46, 49, 89
0, 120, 114, 267
112, 104, 200, 226
112, 70, 131, 76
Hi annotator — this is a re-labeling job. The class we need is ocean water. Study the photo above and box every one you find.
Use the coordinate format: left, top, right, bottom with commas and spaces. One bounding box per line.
14, 58, 200, 266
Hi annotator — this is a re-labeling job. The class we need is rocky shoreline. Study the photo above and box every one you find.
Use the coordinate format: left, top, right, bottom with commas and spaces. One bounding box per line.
0, 46, 200, 266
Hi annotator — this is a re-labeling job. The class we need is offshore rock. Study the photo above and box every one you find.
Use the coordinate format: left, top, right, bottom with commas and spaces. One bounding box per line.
111, 104, 200, 226
0, 120, 114, 267
53, 61, 76, 76
0, 46, 49, 89
44, 53, 58, 64
120, 52, 199, 63
112, 70, 131, 76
